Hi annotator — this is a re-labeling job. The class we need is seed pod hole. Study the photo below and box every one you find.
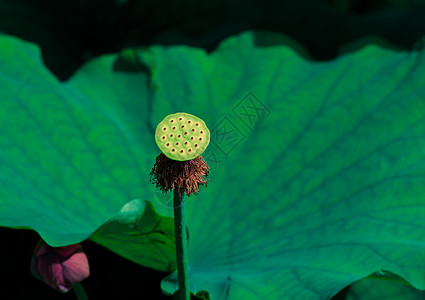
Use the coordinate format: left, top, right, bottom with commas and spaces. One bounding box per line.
171, 148, 175, 152
199, 137, 203, 141
200, 131, 204, 134
178, 117, 183, 121
170, 119, 174, 123
191, 129, 195, 132
184, 132, 188, 135
190, 137, 194, 140
162, 127, 167, 131
181, 125, 185, 128
180, 150, 184, 153
177, 135, 181, 138
194, 144, 198, 147
175, 142, 179, 146
184, 142, 188, 145
166, 143, 170, 147
170, 134, 173, 138
195, 123, 199, 126
162, 136, 166, 140
172, 126, 176, 130
188, 149, 192, 152
187, 120, 192, 124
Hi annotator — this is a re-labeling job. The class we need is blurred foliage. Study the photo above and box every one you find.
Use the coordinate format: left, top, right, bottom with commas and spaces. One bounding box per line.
0, 0, 425, 79
327, 0, 425, 12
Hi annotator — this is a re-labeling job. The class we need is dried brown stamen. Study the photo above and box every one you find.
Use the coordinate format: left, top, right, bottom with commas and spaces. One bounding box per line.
149, 153, 210, 197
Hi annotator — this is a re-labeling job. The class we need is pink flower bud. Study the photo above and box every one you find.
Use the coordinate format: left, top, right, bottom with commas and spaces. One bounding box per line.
31, 240, 90, 293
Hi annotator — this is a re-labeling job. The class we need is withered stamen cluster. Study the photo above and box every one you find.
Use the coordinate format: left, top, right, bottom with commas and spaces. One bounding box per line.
149, 153, 210, 196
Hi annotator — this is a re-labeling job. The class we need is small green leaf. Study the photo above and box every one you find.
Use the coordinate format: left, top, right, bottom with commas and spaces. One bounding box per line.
346, 274, 425, 300
90, 199, 176, 272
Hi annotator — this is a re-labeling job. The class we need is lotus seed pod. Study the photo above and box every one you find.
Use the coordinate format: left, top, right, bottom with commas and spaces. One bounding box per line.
155, 112, 210, 161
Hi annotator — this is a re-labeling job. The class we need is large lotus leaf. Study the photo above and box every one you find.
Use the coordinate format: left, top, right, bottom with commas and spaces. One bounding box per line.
129, 32, 425, 299
2, 31, 425, 300
0, 35, 158, 246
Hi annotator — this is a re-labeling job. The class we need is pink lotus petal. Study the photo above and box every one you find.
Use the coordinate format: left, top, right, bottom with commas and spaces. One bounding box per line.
31, 240, 90, 293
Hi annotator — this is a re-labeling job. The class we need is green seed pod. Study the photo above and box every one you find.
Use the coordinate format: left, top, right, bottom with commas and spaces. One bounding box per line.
155, 112, 210, 161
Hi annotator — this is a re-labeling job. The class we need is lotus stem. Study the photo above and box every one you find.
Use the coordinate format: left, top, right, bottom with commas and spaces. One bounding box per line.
72, 283, 89, 300
174, 188, 190, 300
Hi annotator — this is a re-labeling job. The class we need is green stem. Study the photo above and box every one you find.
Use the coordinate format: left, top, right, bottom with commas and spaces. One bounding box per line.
72, 283, 89, 300
173, 188, 190, 300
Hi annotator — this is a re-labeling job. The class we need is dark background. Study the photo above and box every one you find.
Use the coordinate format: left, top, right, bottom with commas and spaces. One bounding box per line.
1, 0, 425, 299
0, 227, 170, 299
